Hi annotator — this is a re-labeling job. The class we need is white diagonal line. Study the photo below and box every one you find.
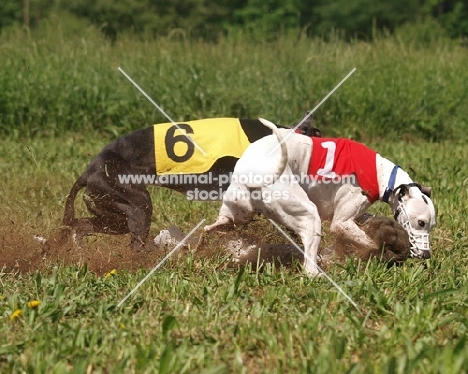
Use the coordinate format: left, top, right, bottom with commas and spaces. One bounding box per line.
117, 219, 206, 307
118, 67, 207, 156
268, 68, 356, 155
268, 219, 359, 310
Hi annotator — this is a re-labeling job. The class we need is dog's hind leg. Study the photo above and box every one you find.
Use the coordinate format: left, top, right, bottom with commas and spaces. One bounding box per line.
205, 183, 257, 232
72, 203, 152, 252
84, 163, 153, 251
261, 181, 322, 276
118, 189, 153, 251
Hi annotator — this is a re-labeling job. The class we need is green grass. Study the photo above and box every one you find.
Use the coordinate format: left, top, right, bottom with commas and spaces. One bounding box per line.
2, 259, 467, 373
0, 19, 467, 141
1, 19, 468, 372
1, 135, 468, 373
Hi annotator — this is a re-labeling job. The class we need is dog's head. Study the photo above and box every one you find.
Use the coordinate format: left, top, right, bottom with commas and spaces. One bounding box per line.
295, 111, 322, 137
393, 184, 436, 259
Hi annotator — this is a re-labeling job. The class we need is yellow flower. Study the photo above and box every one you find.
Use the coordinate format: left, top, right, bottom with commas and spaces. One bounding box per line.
119, 323, 125, 329
27, 300, 41, 308
10, 309, 23, 320
105, 269, 116, 278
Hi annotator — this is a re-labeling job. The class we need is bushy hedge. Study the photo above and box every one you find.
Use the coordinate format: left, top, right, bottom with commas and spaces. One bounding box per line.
2, 0, 468, 40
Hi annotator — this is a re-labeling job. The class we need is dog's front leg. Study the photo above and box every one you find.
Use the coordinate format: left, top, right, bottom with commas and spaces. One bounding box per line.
330, 186, 375, 249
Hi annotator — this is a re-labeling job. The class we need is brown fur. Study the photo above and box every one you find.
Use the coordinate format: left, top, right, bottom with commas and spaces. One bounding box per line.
320, 214, 410, 267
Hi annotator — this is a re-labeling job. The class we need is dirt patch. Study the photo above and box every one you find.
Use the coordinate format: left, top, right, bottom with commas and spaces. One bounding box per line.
1, 220, 167, 275
0, 216, 307, 275
0, 215, 410, 276
1, 220, 48, 273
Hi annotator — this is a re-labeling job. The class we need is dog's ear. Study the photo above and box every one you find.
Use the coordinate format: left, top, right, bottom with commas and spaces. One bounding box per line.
397, 185, 409, 200
420, 185, 432, 198
297, 111, 313, 134
297, 111, 322, 137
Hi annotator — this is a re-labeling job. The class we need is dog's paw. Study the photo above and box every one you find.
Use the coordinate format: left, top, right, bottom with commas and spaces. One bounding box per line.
33, 235, 48, 245
153, 226, 200, 250
204, 216, 234, 232
153, 229, 180, 249
304, 264, 321, 277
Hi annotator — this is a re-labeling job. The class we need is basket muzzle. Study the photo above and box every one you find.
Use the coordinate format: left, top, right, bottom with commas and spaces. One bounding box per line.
395, 200, 431, 259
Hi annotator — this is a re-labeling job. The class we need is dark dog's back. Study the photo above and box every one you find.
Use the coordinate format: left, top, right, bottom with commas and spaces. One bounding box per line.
61, 117, 321, 250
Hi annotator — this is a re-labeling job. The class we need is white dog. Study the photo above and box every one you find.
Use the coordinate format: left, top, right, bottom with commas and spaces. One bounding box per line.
205, 118, 436, 275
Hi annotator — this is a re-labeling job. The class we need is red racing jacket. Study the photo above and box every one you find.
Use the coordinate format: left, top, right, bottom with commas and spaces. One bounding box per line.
308, 137, 380, 202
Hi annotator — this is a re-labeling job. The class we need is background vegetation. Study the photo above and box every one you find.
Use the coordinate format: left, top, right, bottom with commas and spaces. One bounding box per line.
1, 1, 468, 372
1, 0, 468, 40
0, 18, 467, 141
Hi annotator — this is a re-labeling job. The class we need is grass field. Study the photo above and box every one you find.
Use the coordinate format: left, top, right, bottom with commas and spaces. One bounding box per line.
1, 136, 467, 373
0, 18, 467, 141
1, 20, 468, 373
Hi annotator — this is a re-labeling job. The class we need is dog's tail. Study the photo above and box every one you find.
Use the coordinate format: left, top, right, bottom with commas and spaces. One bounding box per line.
258, 117, 289, 180
62, 175, 87, 227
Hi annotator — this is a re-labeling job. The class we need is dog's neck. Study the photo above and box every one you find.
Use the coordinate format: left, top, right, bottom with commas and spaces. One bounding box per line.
376, 154, 421, 210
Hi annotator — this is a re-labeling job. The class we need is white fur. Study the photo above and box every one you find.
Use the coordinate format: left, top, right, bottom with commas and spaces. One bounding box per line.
205, 118, 436, 275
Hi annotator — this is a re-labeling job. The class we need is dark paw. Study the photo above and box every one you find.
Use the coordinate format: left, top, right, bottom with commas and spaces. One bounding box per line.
130, 237, 147, 252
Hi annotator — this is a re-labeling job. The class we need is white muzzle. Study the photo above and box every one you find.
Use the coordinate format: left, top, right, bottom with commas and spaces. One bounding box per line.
396, 200, 431, 259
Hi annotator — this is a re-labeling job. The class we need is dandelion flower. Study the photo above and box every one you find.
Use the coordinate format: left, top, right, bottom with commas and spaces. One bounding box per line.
27, 300, 41, 308
119, 323, 125, 329
105, 269, 116, 278
10, 309, 22, 320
